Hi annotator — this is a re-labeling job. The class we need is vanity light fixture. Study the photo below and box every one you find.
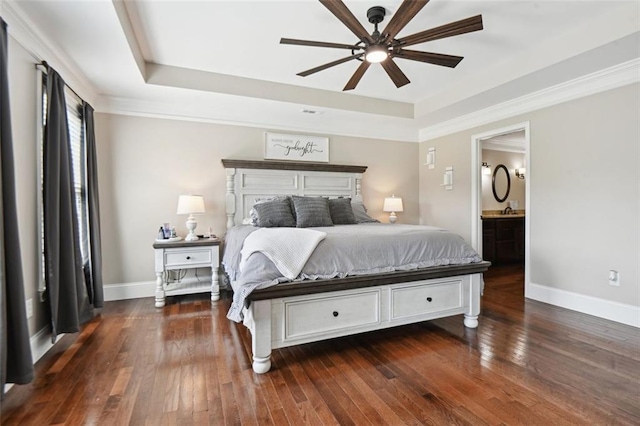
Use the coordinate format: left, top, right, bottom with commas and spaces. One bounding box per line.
482, 162, 492, 175
515, 168, 526, 179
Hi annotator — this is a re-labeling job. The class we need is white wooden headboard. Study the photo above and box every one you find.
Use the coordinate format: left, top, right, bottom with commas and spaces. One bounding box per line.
221, 159, 367, 229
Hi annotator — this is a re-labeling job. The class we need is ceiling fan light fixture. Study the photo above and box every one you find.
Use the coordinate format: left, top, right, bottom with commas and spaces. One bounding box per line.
365, 45, 388, 63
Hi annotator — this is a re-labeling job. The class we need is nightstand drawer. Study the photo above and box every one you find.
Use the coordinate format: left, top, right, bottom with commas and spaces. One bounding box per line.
391, 280, 462, 321
165, 249, 212, 267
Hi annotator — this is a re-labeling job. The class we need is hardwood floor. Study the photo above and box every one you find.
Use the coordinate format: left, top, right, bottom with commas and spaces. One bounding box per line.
2, 266, 639, 425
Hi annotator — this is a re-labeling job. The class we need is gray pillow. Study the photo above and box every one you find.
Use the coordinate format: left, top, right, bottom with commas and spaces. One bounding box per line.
249, 196, 292, 225
328, 198, 356, 225
253, 198, 296, 227
292, 196, 334, 228
352, 201, 380, 223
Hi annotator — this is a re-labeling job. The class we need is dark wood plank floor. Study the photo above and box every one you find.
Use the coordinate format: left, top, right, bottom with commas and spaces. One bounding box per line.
2, 265, 639, 425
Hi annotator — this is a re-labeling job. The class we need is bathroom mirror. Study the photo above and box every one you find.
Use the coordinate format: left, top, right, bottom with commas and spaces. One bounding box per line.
492, 164, 511, 203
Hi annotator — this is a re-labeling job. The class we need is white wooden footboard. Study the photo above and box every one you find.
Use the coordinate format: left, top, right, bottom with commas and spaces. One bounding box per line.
244, 272, 482, 374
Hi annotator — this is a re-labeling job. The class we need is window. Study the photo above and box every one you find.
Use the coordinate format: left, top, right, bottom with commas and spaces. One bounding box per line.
39, 73, 90, 293
66, 91, 89, 263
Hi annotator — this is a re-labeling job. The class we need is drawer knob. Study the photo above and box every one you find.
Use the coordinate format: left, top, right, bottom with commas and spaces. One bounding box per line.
426, 297, 433, 302
332, 311, 339, 317
186, 256, 191, 260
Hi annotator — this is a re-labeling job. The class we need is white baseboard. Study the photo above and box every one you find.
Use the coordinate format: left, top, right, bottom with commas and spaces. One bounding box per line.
29, 327, 62, 363
527, 282, 639, 328
104, 274, 229, 302
103, 280, 156, 301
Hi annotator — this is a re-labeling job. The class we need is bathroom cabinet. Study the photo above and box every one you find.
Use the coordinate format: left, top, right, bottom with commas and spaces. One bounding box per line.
482, 217, 524, 265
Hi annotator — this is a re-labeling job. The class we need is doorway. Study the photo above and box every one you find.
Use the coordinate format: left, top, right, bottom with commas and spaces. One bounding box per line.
471, 122, 530, 297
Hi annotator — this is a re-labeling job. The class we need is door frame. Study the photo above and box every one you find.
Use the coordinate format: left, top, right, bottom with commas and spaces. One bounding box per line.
471, 121, 531, 295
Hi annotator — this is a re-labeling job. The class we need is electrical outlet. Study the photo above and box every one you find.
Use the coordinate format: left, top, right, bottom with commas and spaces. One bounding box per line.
26, 298, 33, 319
608, 270, 620, 286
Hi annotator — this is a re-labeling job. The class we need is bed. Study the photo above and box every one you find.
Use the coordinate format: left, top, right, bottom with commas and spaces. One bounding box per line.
221, 159, 490, 374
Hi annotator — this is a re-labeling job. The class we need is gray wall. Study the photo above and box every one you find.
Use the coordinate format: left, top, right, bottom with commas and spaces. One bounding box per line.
420, 83, 639, 306
94, 113, 420, 285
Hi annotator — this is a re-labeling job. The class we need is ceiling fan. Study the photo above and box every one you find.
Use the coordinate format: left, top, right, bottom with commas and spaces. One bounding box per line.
280, 0, 483, 91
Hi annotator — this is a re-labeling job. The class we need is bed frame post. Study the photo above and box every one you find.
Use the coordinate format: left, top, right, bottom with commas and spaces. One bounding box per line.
225, 168, 236, 229
355, 174, 363, 202
251, 300, 272, 374
464, 273, 482, 328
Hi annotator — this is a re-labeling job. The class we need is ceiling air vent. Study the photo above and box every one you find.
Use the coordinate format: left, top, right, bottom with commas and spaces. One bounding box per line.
301, 108, 324, 115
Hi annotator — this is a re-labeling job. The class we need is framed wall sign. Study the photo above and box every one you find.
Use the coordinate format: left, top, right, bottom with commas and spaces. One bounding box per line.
264, 132, 329, 163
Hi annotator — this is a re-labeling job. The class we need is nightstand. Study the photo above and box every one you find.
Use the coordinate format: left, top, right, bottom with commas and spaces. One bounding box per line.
153, 238, 221, 308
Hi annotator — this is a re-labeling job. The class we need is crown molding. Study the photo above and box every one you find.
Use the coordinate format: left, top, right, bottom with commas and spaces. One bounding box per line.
419, 58, 640, 142
2, 0, 99, 104
96, 56, 639, 145
96, 95, 419, 143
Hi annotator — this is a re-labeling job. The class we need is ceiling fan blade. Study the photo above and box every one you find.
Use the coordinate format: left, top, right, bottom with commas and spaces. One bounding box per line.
381, 58, 410, 88
280, 38, 362, 50
297, 53, 363, 77
396, 15, 483, 48
381, 0, 429, 43
343, 60, 371, 91
319, 0, 374, 44
393, 49, 463, 68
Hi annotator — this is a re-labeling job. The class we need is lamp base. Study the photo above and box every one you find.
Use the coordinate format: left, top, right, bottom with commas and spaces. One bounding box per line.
388, 212, 398, 224
185, 216, 199, 241
185, 232, 199, 241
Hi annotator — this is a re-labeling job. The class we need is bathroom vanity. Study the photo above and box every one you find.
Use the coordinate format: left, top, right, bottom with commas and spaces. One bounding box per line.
482, 215, 524, 265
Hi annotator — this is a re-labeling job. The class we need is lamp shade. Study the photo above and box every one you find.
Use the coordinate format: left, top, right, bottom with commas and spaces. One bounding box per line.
177, 194, 205, 215
383, 196, 404, 213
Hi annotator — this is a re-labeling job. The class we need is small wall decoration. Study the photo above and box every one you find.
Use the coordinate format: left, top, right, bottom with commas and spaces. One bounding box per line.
264, 132, 329, 163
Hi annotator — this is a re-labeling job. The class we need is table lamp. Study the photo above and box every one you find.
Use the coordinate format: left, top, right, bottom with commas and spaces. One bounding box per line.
383, 195, 403, 224
177, 194, 205, 241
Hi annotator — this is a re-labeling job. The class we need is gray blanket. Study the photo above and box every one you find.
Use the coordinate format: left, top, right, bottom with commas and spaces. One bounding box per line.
223, 224, 482, 322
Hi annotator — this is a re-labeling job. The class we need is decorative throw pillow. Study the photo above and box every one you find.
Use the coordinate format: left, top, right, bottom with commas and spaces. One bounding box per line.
249, 196, 292, 226
328, 198, 357, 225
292, 196, 334, 228
253, 198, 296, 228
352, 201, 380, 223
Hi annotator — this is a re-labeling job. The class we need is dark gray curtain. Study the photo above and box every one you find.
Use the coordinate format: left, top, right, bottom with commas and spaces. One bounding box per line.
43, 67, 91, 342
82, 103, 103, 308
0, 17, 34, 397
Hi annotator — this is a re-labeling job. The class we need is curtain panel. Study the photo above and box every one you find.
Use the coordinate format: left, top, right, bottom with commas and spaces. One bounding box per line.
82, 103, 103, 308
0, 17, 34, 397
43, 68, 91, 341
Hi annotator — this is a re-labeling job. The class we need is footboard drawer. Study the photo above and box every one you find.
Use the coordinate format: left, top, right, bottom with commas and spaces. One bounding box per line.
391, 280, 462, 321
284, 290, 380, 341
